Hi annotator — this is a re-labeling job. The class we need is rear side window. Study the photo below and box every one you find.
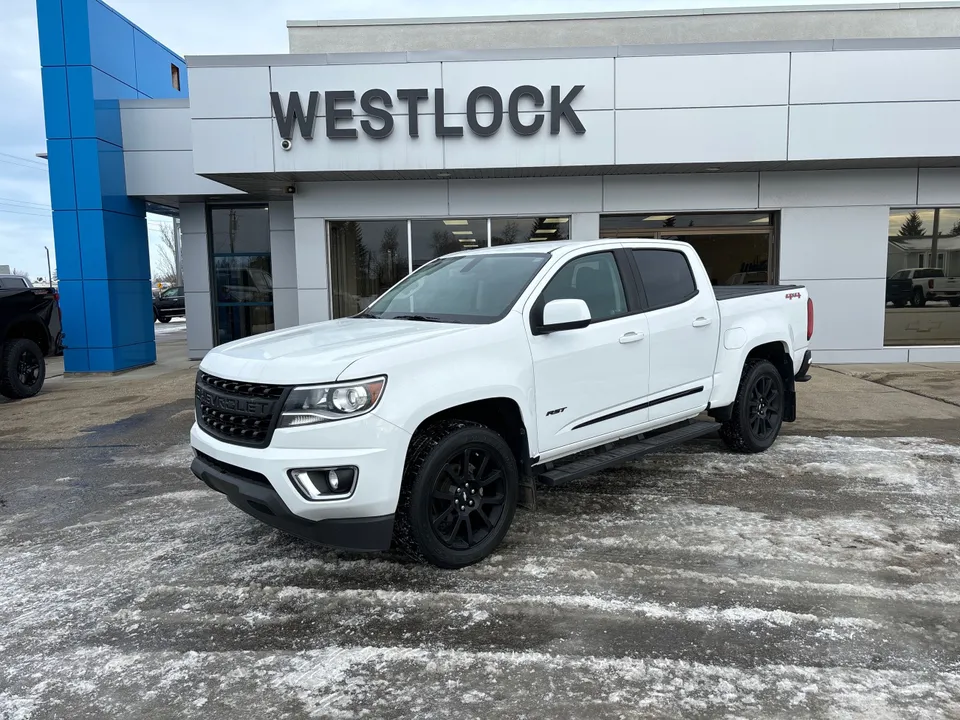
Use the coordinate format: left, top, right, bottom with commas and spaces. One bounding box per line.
1, 277, 27, 288
632, 249, 698, 309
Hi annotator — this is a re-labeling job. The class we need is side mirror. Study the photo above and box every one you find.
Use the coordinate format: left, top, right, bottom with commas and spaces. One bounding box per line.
537, 298, 592, 334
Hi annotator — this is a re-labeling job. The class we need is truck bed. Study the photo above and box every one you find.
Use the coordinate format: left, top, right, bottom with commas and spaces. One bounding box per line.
713, 284, 803, 301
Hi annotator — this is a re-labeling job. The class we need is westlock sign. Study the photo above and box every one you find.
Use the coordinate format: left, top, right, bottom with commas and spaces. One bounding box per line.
270, 85, 587, 141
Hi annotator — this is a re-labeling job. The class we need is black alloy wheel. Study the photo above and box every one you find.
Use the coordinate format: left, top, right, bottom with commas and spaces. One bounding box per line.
429, 445, 507, 550
748, 373, 782, 442
16, 348, 42, 388
393, 420, 519, 568
719, 358, 785, 454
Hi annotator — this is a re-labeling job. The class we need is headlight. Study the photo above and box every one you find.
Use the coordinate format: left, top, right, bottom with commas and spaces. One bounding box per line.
279, 376, 386, 428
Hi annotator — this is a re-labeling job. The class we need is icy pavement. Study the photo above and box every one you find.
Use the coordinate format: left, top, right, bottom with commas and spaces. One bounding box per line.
1, 436, 960, 718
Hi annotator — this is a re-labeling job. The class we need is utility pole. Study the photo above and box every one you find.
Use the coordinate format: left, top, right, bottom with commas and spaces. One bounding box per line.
930, 208, 941, 269
44, 246, 53, 286
172, 216, 183, 286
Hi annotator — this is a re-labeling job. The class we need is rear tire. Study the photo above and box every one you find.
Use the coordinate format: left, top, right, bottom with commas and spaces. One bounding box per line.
892, 299, 907, 308
393, 420, 518, 569
0, 338, 46, 400
950, 299, 960, 308
719, 359, 784, 454
912, 288, 927, 308
158, 315, 171, 323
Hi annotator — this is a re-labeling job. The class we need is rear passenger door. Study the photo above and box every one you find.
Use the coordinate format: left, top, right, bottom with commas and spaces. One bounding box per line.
629, 248, 720, 422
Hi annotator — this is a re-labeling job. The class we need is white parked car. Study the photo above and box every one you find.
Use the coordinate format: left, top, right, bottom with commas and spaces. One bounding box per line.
191, 239, 814, 568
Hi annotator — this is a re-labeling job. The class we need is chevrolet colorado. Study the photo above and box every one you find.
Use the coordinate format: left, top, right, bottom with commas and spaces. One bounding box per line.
0, 285, 62, 399
191, 239, 813, 568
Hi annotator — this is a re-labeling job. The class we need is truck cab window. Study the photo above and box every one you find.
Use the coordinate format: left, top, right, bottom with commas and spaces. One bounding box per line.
632, 249, 698, 309
541, 252, 627, 321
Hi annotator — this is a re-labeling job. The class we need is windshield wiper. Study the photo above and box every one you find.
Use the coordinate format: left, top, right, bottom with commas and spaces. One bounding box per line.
354, 311, 379, 319
390, 314, 448, 323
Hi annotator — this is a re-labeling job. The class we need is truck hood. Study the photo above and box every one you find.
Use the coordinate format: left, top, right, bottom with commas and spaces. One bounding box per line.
199, 318, 471, 385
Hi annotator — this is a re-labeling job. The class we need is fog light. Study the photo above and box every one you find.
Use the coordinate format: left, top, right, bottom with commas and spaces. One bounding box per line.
288, 467, 356, 500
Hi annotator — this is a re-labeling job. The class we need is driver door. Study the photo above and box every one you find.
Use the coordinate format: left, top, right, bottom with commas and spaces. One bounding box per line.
527, 249, 651, 457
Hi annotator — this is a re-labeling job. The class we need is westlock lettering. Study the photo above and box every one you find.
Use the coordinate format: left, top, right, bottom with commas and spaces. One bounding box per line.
270, 85, 587, 141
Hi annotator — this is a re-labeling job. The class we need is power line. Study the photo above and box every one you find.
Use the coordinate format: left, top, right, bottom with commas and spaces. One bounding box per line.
0, 151, 47, 168
0, 157, 48, 172
0, 197, 51, 210
0, 207, 53, 218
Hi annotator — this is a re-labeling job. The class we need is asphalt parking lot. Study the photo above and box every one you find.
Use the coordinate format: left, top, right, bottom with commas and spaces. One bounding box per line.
1, 350, 959, 718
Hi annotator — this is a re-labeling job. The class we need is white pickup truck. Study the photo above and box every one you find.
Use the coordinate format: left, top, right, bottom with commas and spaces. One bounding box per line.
191, 240, 813, 568
889, 268, 960, 307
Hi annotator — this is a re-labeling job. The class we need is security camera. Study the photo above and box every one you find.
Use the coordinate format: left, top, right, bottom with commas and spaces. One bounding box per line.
280, 138, 293, 151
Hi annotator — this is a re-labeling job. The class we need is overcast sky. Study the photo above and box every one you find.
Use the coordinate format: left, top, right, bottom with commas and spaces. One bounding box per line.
0, 0, 879, 279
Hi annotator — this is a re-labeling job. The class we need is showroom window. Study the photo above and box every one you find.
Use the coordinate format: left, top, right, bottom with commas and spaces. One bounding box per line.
885, 207, 960, 346
411, 218, 487, 270
329, 220, 407, 319
209, 206, 274, 345
329, 215, 573, 318
492, 217, 569, 245
600, 212, 775, 287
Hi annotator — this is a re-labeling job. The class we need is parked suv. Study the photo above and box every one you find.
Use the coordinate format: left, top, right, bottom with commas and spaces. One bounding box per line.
154, 286, 185, 323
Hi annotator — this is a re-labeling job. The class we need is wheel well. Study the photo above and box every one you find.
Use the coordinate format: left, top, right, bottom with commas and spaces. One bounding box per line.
415, 398, 529, 469
746, 341, 796, 422
4, 321, 48, 355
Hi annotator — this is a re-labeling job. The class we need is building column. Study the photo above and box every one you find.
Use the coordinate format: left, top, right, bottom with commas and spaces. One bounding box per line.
571, 212, 600, 240
269, 201, 299, 329
292, 214, 331, 325
37, 0, 188, 372
179, 203, 214, 359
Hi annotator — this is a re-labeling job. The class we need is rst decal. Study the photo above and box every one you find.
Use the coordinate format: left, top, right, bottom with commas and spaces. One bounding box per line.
546, 407, 567, 416
785, 292, 802, 300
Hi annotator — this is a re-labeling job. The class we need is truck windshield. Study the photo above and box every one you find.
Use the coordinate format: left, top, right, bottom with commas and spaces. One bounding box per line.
362, 253, 549, 324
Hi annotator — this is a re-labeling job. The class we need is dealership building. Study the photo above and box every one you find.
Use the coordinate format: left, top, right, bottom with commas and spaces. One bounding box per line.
38, 0, 960, 372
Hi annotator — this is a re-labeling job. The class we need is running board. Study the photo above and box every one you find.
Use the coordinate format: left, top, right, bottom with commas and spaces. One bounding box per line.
536, 420, 719, 487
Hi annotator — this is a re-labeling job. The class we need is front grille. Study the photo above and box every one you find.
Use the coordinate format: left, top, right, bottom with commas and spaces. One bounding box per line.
195, 371, 289, 447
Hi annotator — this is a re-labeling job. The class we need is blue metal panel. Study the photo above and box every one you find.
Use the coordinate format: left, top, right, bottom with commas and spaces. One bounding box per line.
61, 0, 91, 66
56, 279, 89, 355
87, 0, 137, 88
52, 211, 82, 281
37, 0, 65, 66
78, 210, 150, 281
46, 139, 76, 211
38, 0, 187, 373
133, 28, 189, 99
40, 68, 70, 139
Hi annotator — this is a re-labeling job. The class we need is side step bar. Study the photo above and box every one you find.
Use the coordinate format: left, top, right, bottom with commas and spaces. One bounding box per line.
536, 420, 719, 487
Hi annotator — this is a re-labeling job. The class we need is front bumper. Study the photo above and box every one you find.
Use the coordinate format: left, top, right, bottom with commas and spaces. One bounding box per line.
190, 413, 411, 546
191, 452, 394, 550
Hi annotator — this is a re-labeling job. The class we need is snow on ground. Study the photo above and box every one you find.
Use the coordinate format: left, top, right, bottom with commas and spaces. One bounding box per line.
154, 318, 186, 336
1, 436, 959, 718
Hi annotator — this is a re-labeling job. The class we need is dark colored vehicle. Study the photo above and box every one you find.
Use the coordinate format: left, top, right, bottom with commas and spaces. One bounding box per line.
154, 286, 185, 323
0, 286, 63, 399
886, 273, 914, 308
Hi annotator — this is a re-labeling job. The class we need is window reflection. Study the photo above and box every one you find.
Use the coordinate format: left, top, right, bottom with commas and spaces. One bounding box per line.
492, 217, 569, 245
885, 207, 960, 346
329, 220, 407, 319
412, 218, 486, 270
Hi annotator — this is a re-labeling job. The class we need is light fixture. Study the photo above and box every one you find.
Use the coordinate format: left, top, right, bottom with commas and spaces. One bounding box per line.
535, 229, 558, 234
443, 219, 469, 225
544, 217, 569, 223
452, 230, 473, 235
643, 215, 673, 222
705, 167, 721, 172
458, 238, 476, 244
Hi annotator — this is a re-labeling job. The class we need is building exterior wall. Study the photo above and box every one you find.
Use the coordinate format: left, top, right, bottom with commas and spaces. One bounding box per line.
287, 6, 960, 54
179, 202, 213, 360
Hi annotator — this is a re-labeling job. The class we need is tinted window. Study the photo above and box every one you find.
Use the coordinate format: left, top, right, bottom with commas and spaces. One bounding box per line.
1, 277, 27, 288
329, 220, 407, 319
916, 269, 945, 279
891, 271, 908, 280
161, 287, 182, 298
210, 207, 271, 254
542, 252, 627, 322
412, 218, 487, 270
633, 249, 697, 309
366, 253, 548, 324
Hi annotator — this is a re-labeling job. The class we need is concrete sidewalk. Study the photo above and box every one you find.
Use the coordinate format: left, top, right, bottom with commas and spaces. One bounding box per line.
823, 362, 960, 408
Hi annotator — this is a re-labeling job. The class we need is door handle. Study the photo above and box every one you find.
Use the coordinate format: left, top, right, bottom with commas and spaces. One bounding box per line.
692, 317, 712, 328
619, 331, 645, 344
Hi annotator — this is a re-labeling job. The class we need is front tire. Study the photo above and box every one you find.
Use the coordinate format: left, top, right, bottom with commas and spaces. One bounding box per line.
912, 288, 927, 307
393, 420, 518, 569
0, 338, 46, 400
719, 359, 785, 454
158, 315, 171, 323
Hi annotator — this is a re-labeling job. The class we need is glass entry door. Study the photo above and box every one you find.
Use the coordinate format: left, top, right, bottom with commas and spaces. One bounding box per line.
209, 206, 275, 345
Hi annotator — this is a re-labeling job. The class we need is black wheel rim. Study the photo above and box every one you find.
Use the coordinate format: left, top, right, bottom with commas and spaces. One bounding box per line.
429, 445, 507, 550
17, 350, 41, 387
748, 374, 781, 440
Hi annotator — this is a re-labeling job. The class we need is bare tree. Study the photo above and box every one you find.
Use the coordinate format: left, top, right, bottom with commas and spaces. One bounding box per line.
10, 268, 30, 278
153, 224, 178, 284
